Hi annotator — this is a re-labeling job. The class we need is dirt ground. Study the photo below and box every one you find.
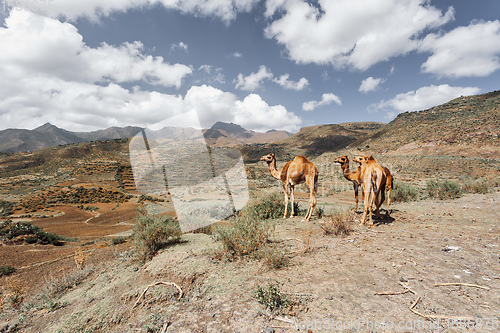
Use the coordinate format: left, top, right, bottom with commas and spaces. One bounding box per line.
1, 189, 499, 332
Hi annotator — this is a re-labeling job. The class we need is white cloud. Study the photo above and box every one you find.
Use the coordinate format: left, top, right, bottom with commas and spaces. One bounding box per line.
419, 20, 500, 78
359, 77, 385, 93
184, 85, 302, 132
264, 0, 454, 70
234, 65, 273, 91
370, 84, 481, 119
230, 52, 243, 58
0, 10, 299, 132
302, 93, 341, 111
171, 41, 188, 52
40, 0, 260, 23
0, 10, 192, 88
273, 74, 309, 91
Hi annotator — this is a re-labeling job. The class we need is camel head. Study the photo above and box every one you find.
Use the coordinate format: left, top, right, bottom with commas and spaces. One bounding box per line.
354, 155, 376, 165
260, 153, 275, 164
353, 156, 369, 165
333, 155, 349, 165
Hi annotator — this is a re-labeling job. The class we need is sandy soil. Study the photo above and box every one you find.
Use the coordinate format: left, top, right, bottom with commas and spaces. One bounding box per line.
1, 190, 498, 332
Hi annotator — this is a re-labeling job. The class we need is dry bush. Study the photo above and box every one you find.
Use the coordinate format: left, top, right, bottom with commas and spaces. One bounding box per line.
1, 276, 28, 310
132, 207, 182, 262
74, 248, 88, 269
320, 208, 354, 237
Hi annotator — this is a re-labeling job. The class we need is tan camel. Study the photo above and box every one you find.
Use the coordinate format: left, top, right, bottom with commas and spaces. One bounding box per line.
353, 155, 383, 227
333, 155, 362, 212
260, 153, 318, 221
354, 156, 393, 214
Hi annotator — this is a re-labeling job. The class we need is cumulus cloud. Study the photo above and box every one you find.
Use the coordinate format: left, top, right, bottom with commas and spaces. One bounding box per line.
0, 10, 300, 132
184, 85, 302, 132
273, 74, 309, 91
302, 93, 341, 111
234, 66, 273, 91
264, 0, 454, 70
39, 0, 260, 23
359, 77, 385, 93
235, 66, 308, 91
171, 41, 188, 52
370, 84, 481, 119
0, 10, 192, 88
419, 20, 500, 78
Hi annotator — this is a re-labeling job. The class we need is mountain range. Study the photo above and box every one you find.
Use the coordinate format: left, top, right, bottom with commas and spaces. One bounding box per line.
0, 121, 291, 154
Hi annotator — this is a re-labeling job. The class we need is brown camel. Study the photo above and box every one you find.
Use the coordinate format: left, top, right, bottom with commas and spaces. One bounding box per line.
354, 156, 394, 214
353, 155, 383, 227
333, 155, 362, 212
260, 153, 318, 221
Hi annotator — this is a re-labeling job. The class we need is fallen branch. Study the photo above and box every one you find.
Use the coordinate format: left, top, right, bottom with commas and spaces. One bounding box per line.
435, 283, 490, 290
375, 289, 411, 296
132, 282, 183, 309
409, 296, 476, 321
159, 321, 171, 333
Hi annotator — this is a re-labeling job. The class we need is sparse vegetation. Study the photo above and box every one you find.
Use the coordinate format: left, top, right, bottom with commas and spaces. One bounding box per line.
132, 208, 182, 262
214, 193, 291, 268
460, 176, 495, 194
0, 220, 75, 245
391, 180, 420, 202
254, 281, 290, 315
320, 208, 354, 236
426, 179, 462, 200
112, 236, 127, 245
0, 265, 16, 276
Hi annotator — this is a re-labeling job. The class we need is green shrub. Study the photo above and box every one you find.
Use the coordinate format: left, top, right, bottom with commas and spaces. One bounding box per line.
426, 179, 462, 200
461, 177, 492, 194
132, 208, 182, 261
240, 192, 304, 220
0, 220, 74, 245
254, 282, 290, 315
0, 265, 16, 276
111, 236, 126, 245
391, 181, 420, 202
320, 208, 354, 236
215, 214, 274, 257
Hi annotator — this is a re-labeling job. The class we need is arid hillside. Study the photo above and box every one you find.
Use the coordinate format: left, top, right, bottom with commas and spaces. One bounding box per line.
359, 90, 500, 158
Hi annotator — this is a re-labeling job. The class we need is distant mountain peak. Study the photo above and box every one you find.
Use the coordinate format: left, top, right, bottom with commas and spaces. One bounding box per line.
210, 121, 247, 134
34, 122, 59, 131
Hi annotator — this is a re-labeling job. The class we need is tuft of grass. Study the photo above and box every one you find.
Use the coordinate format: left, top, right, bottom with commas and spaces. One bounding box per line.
320, 208, 354, 237
132, 208, 182, 262
111, 236, 127, 245
0, 265, 16, 276
254, 282, 290, 315
426, 179, 462, 200
0, 277, 27, 310
391, 181, 420, 202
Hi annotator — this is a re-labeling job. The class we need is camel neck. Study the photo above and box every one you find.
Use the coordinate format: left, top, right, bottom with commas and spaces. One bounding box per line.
268, 160, 282, 180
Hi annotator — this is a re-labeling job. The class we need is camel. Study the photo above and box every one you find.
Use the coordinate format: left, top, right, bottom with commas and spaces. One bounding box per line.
333, 155, 362, 212
353, 155, 384, 227
260, 153, 318, 221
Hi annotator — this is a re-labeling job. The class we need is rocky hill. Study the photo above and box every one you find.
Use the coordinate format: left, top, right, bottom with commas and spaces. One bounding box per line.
359, 90, 500, 158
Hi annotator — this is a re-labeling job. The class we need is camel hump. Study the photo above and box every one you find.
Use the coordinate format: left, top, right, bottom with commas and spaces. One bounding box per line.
294, 155, 310, 163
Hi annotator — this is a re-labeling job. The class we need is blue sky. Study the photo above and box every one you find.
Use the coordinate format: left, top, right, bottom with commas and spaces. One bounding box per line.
0, 0, 499, 132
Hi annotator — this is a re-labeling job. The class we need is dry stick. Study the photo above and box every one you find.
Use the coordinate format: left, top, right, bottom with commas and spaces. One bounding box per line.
270, 315, 299, 329
132, 282, 183, 309
375, 289, 412, 296
159, 321, 171, 333
435, 282, 490, 290
409, 296, 476, 321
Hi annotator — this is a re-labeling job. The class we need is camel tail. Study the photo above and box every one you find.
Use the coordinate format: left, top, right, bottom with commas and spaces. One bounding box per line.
371, 171, 379, 194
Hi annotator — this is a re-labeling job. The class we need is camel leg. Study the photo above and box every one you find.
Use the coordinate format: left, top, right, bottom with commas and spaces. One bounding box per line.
360, 187, 370, 226
305, 184, 317, 221
373, 190, 382, 220
368, 191, 376, 227
290, 184, 295, 218
282, 184, 289, 219
353, 182, 359, 213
